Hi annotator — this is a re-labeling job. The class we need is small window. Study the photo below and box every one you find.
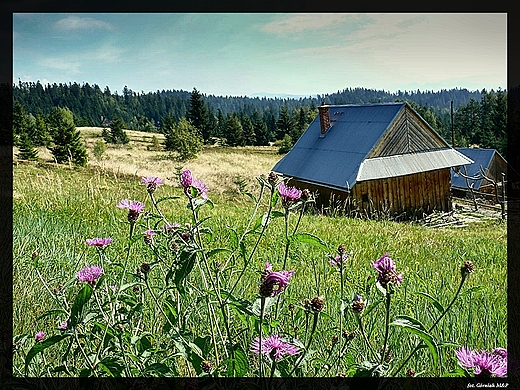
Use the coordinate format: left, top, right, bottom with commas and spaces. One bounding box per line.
362, 193, 369, 202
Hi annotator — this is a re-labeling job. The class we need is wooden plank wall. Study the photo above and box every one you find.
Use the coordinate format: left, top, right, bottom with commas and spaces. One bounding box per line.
352, 168, 452, 214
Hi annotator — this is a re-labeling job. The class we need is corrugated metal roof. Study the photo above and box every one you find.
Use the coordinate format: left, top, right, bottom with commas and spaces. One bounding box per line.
272, 102, 406, 189
357, 149, 473, 182
451, 147, 503, 190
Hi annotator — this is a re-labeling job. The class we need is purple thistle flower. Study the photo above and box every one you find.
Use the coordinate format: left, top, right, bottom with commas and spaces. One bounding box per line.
77, 265, 103, 285
371, 253, 403, 289
330, 253, 349, 268
259, 263, 295, 297
180, 170, 193, 189
456, 347, 507, 378
278, 182, 302, 207
35, 331, 45, 342
141, 176, 163, 193
493, 348, 508, 359
251, 334, 300, 361
117, 199, 145, 223
85, 237, 113, 249
58, 321, 68, 330
180, 170, 209, 199
143, 229, 155, 244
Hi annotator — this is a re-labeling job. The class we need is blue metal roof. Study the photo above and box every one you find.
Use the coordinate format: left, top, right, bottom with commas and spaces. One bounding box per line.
451, 147, 499, 190
273, 103, 408, 189
272, 102, 407, 189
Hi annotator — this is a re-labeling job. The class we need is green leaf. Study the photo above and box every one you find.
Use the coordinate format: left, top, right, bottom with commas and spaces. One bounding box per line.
25, 334, 70, 374
271, 190, 280, 207
460, 285, 484, 297
143, 362, 171, 376
228, 228, 239, 250
70, 284, 93, 327
97, 356, 125, 377
207, 248, 231, 259
225, 345, 249, 377
251, 297, 276, 317
155, 195, 180, 204
287, 233, 328, 250
36, 309, 68, 321
174, 249, 197, 290
415, 291, 445, 313
390, 315, 439, 369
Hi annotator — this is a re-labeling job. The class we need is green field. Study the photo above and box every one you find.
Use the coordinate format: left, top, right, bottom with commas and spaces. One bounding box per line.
13, 142, 507, 378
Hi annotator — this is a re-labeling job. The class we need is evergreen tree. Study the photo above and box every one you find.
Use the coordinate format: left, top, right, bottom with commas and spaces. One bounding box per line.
187, 88, 208, 142
225, 115, 245, 147
12, 101, 29, 146
278, 134, 293, 154
216, 108, 226, 139
17, 131, 38, 161
290, 108, 307, 143
48, 107, 88, 166
104, 117, 129, 144
252, 112, 270, 146
241, 116, 255, 146
276, 106, 294, 140
163, 117, 203, 161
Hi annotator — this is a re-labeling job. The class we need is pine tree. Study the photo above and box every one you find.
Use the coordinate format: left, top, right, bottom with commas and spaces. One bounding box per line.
276, 106, 294, 140
48, 107, 88, 166
241, 116, 255, 146
252, 112, 270, 146
225, 116, 245, 147
17, 131, 38, 161
188, 88, 209, 142
107, 117, 129, 144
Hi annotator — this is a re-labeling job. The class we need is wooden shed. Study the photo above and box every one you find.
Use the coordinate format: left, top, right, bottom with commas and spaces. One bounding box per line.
451, 147, 508, 198
272, 102, 473, 216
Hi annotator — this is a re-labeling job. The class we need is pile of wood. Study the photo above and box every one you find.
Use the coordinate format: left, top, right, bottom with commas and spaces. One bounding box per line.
422, 210, 468, 228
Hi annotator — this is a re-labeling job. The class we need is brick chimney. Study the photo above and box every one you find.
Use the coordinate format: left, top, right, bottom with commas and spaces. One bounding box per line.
318, 104, 330, 135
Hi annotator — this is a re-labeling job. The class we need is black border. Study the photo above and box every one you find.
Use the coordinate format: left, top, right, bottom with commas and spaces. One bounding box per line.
2, 4, 517, 390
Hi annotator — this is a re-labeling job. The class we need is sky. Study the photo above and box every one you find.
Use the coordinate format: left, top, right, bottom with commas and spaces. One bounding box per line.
12, 13, 507, 98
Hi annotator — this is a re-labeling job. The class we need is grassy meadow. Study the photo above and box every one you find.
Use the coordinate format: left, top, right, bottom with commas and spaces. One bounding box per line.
12, 128, 507, 377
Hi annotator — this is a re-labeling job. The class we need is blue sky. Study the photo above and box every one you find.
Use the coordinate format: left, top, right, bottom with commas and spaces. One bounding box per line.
13, 13, 507, 97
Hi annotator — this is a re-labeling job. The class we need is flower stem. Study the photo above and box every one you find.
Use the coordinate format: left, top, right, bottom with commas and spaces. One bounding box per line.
391, 274, 467, 376
380, 292, 392, 365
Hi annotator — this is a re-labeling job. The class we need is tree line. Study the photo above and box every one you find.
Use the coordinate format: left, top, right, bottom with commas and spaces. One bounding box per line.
12, 81, 508, 165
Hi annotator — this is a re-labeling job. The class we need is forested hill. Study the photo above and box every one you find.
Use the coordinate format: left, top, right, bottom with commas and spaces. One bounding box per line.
13, 81, 507, 158
13, 81, 485, 128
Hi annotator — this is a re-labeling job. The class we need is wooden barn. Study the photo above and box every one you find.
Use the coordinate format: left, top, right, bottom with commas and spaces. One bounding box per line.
451, 147, 508, 198
272, 102, 473, 216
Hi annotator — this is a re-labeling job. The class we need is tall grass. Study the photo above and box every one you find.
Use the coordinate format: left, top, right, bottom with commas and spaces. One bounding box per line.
13, 159, 507, 377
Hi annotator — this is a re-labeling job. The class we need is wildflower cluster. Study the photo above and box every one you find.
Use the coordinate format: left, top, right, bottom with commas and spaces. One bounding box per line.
456, 347, 507, 378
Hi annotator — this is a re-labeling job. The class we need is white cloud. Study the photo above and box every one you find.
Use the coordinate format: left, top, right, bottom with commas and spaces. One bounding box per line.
38, 56, 82, 74
261, 13, 358, 34
54, 15, 115, 31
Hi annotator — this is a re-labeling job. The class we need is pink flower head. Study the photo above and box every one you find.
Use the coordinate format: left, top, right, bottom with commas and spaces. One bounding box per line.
456, 347, 507, 378
493, 348, 508, 359
141, 176, 163, 192
252, 334, 300, 361
180, 170, 209, 199
85, 237, 113, 249
278, 182, 302, 207
117, 199, 145, 223
143, 229, 155, 244
77, 265, 103, 285
371, 253, 403, 289
192, 178, 209, 199
58, 321, 68, 330
35, 331, 45, 342
330, 253, 349, 268
180, 170, 193, 188
260, 264, 295, 297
